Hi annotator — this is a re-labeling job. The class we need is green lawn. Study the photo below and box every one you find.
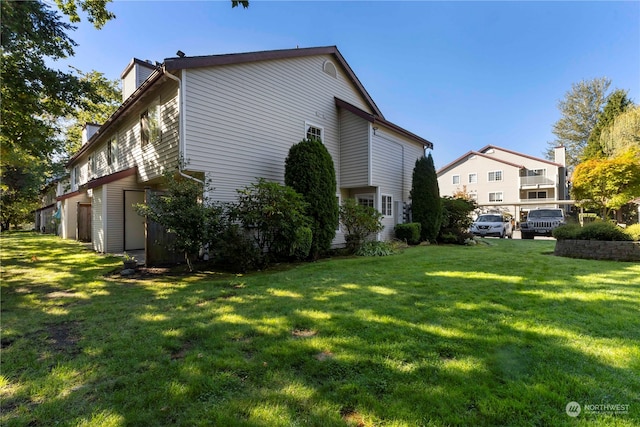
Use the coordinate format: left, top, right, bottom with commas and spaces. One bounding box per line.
1, 232, 639, 426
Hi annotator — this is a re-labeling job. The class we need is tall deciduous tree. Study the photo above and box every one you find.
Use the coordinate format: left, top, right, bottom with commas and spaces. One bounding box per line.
571, 149, 640, 219
599, 106, 640, 158
410, 153, 442, 242
284, 138, 339, 259
546, 77, 611, 168
582, 90, 633, 161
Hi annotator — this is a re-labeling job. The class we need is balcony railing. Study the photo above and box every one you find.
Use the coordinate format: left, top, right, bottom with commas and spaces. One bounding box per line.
520, 176, 555, 187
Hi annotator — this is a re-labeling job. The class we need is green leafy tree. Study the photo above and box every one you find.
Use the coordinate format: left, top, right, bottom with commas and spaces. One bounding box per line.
339, 198, 384, 253
571, 149, 640, 220
1, 0, 116, 230
545, 77, 611, 168
599, 106, 640, 158
284, 138, 338, 259
410, 153, 442, 242
62, 69, 121, 156
438, 196, 476, 244
231, 179, 311, 267
582, 90, 633, 161
136, 171, 210, 271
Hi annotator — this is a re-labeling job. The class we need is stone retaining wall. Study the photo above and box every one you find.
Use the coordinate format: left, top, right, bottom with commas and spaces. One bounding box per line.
554, 239, 640, 262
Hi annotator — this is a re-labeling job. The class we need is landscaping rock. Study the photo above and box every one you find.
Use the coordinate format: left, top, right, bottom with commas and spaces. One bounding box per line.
120, 268, 136, 276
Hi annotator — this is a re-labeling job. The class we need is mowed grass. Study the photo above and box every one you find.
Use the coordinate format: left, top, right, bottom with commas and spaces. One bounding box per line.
1, 232, 639, 426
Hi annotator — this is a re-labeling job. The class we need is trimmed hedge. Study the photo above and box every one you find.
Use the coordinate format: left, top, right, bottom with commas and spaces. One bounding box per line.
395, 222, 422, 245
553, 221, 632, 241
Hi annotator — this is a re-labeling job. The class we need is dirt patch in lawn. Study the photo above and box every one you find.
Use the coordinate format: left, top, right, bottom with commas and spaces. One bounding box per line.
45, 321, 82, 355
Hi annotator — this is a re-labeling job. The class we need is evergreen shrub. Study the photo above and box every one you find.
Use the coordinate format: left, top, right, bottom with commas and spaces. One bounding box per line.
395, 223, 421, 245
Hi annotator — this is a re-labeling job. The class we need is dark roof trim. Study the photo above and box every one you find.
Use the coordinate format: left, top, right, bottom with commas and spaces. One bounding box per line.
34, 203, 56, 213
67, 69, 164, 167
165, 46, 384, 118
57, 190, 83, 202
335, 98, 433, 149
437, 150, 524, 175
478, 145, 563, 167
86, 167, 138, 190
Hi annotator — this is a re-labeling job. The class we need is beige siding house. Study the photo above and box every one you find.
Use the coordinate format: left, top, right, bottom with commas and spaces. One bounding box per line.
60, 46, 433, 260
437, 145, 568, 222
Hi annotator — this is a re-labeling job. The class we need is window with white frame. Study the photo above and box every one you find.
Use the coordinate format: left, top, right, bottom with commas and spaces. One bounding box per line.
141, 98, 161, 147
89, 155, 96, 178
381, 195, 392, 216
107, 134, 118, 167
73, 166, 79, 189
336, 195, 341, 232
357, 194, 374, 208
452, 175, 460, 185
468, 173, 477, 184
488, 170, 503, 182
305, 122, 323, 142
489, 191, 503, 202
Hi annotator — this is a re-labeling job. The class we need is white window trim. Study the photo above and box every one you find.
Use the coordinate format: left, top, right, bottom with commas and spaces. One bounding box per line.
488, 170, 503, 182
452, 174, 460, 185
305, 121, 323, 142
141, 97, 161, 147
356, 193, 375, 208
107, 133, 118, 168
468, 172, 477, 184
381, 194, 393, 217
488, 191, 504, 202
336, 194, 342, 232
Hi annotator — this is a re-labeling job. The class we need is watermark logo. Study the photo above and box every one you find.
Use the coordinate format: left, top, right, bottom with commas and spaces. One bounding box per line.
566, 401, 581, 417
566, 401, 630, 417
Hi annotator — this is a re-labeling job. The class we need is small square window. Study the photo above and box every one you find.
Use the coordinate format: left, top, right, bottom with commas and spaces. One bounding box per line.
468, 173, 477, 183
306, 123, 323, 142
452, 175, 460, 185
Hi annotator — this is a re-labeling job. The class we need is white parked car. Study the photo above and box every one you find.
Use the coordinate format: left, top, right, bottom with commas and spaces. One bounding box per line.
470, 214, 514, 238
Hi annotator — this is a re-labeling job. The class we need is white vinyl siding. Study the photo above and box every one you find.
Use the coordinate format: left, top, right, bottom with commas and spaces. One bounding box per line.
183, 55, 373, 202
339, 109, 370, 188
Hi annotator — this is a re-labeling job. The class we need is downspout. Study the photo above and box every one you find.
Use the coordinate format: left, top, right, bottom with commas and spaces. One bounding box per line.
164, 67, 204, 185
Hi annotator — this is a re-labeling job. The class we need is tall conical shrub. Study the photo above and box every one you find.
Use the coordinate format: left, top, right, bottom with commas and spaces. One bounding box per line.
410, 153, 442, 242
285, 138, 338, 259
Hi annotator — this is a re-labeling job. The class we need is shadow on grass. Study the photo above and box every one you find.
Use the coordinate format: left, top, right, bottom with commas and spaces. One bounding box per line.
2, 234, 639, 426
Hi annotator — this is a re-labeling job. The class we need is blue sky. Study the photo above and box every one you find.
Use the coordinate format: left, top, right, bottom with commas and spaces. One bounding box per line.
58, 1, 640, 168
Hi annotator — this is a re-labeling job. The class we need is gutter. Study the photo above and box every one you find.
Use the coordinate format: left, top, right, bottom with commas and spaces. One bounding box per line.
163, 68, 204, 185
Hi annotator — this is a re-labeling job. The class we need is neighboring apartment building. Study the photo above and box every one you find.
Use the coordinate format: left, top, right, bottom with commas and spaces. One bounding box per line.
56, 46, 433, 262
437, 145, 568, 222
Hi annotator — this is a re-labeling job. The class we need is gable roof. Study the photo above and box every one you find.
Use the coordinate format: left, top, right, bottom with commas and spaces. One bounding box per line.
437, 150, 525, 175
335, 98, 433, 149
437, 144, 563, 175
68, 46, 395, 166
478, 145, 563, 167
164, 46, 383, 118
